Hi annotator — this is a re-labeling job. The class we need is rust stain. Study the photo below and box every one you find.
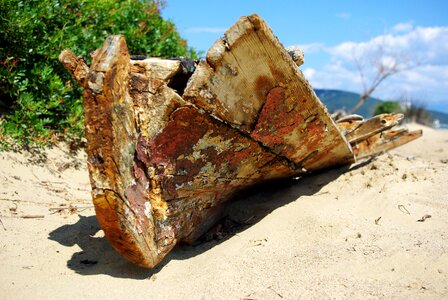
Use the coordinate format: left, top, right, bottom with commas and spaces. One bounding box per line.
141, 104, 300, 210
251, 86, 304, 155
268, 63, 287, 84
148, 107, 208, 172
254, 75, 274, 109
124, 161, 150, 234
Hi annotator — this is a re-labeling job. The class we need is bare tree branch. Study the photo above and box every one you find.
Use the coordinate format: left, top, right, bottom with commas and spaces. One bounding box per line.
349, 38, 417, 114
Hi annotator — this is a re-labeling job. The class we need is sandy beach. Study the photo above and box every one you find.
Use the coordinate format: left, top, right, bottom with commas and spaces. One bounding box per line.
0, 123, 447, 299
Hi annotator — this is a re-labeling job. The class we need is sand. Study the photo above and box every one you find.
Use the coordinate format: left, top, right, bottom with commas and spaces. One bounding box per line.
0, 123, 447, 299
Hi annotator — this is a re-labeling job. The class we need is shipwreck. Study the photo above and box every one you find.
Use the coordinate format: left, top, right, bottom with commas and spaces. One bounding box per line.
59, 14, 422, 268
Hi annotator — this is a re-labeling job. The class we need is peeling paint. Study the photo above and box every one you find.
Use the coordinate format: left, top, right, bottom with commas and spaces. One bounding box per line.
59, 16, 420, 270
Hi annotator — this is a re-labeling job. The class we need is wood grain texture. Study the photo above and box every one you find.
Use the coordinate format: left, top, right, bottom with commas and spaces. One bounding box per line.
59, 15, 421, 268
183, 14, 354, 171
337, 113, 404, 144
81, 36, 164, 267
353, 129, 423, 160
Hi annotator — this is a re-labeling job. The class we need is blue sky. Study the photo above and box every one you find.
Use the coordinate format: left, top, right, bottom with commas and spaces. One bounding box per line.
162, 1, 448, 113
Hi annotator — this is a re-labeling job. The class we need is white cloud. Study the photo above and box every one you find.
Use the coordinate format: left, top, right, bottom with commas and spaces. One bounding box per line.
304, 62, 362, 91
380, 56, 398, 69
300, 23, 448, 111
292, 43, 324, 54
392, 22, 414, 33
327, 25, 448, 64
185, 27, 227, 34
335, 12, 351, 20
378, 64, 448, 101
303, 68, 316, 80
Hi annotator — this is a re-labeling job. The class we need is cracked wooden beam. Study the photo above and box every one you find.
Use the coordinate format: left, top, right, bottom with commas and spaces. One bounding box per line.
336, 114, 422, 160
183, 15, 354, 171
353, 129, 423, 160
337, 113, 404, 144
59, 50, 89, 87
60, 14, 422, 268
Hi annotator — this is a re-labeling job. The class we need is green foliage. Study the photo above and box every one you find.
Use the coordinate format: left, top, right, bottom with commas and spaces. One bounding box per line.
0, 0, 196, 148
373, 101, 402, 115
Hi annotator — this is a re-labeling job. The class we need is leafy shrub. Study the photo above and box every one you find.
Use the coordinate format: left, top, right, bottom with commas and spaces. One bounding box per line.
373, 101, 402, 115
0, 0, 196, 148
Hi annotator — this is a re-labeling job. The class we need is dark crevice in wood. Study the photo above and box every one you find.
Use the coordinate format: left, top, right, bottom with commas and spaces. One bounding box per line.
167, 58, 196, 95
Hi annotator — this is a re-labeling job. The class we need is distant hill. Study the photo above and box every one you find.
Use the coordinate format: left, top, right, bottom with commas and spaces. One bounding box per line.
429, 110, 448, 125
314, 88, 448, 124
314, 89, 382, 117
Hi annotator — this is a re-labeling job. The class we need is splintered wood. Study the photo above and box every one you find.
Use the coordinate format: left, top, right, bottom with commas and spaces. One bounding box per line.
59, 14, 422, 268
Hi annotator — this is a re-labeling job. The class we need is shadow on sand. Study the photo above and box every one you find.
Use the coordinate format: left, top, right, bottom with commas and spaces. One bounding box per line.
49, 161, 372, 279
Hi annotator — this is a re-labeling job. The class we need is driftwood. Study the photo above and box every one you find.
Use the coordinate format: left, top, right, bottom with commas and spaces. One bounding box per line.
59, 14, 422, 268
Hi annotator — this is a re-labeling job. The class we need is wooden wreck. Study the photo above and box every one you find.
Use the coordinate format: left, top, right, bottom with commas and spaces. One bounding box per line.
59, 14, 422, 268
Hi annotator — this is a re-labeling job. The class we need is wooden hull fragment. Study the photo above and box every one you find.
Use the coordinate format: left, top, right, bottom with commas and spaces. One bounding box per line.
337, 113, 404, 144
353, 129, 423, 160
59, 14, 421, 268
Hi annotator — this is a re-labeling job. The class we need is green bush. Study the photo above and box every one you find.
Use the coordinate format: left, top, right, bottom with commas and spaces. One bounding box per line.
373, 101, 402, 115
0, 0, 196, 148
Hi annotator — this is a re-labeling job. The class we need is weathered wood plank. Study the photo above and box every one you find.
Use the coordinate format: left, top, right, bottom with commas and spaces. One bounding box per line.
184, 14, 354, 171
59, 50, 89, 87
353, 129, 423, 160
337, 113, 404, 144
79, 35, 162, 267
130, 57, 182, 81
